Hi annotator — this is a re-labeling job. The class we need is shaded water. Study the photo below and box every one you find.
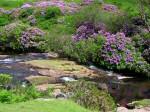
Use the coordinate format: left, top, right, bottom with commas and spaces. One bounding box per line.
0, 53, 149, 106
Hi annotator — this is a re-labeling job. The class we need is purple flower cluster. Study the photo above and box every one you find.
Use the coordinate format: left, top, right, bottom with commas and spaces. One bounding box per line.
102, 4, 118, 12
101, 32, 134, 65
34, 1, 79, 13
72, 23, 135, 66
20, 28, 45, 48
20, 1, 79, 14
27, 15, 36, 25
72, 22, 106, 41
21, 4, 32, 9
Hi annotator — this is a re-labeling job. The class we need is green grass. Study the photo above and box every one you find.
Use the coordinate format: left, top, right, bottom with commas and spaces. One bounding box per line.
0, 0, 35, 9
0, 99, 93, 112
105, 0, 139, 16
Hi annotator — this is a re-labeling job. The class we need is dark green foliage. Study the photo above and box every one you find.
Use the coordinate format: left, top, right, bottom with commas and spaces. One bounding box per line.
19, 8, 34, 18
0, 85, 41, 103
0, 90, 12, 103
35, 7, 62, 30
65, 80, 116, 112
44, 7, 62, 19
0, 74, 41, 103
64, 36, 105, 63
37, 19, 57, 30
0, 15, 10, 26
35, 7, 62, 20
45, 24, 75, 52
133, 33, 150, 63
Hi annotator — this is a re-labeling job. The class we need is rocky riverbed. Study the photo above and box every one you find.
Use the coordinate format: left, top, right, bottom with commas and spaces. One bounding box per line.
0, 53, 149, 109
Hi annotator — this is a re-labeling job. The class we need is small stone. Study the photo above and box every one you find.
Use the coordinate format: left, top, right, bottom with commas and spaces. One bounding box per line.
53, 89, 67, 99
126, 103, 135, 109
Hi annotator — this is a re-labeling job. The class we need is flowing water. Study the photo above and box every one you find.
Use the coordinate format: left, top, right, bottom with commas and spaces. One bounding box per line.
0, 53, 149, 106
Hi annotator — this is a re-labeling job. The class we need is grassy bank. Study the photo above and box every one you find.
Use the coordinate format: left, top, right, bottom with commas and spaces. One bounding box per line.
0, 99, 93, 112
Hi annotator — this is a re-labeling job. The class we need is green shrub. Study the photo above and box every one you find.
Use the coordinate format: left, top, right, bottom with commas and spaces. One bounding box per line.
0, 90, 12, 103
64, 36, 105, 63
23, 86, 41, 99
45, 7, 62, 19
0, 21, 45, 52
0, 21, 29, 50
133, 33, 150, 64
64, 4, 102, 28
45, 23, 75, 53
37, 19, 57, 30
35, 7, 62, 30
0, 85, 42, 103
41, 87, 54, 97
65, 80, 116, 112
35, 7, 62, 20
0, 74, 12, 86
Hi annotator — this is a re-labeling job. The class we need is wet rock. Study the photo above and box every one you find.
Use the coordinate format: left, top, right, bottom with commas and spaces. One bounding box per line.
36, 84, 65, 91
117, 106, 150, 112
143, 89, 150, 97
25, 76, 57, 85
53, 89, 67, 99
97, 83, 108, 91
21, 79, 32, 87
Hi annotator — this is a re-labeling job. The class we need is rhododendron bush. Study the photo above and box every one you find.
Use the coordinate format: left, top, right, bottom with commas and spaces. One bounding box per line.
0, 22, 45, 51
100, 32, 133, 67
72, 23, 150, 76
100, 32, 149, 74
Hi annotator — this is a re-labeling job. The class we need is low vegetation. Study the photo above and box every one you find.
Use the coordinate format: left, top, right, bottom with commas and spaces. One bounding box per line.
133, 99, 150, 108
65, 80, 116, 112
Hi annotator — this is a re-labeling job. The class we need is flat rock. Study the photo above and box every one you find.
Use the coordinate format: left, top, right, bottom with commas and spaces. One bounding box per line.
117, 106, 150, 112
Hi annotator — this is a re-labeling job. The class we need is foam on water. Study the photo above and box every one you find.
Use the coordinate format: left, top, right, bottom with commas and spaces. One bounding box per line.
0, 58, 22, 64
